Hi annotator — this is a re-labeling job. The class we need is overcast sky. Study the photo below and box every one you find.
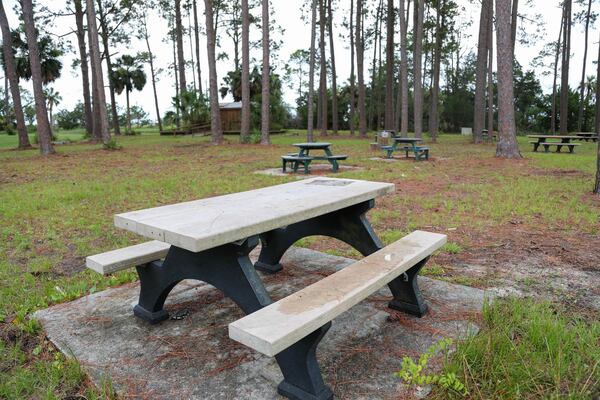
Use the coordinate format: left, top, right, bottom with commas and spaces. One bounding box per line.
5, 0, 599, 119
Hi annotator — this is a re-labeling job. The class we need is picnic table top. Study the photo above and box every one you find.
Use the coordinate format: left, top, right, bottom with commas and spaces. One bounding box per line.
292, 142, 332, 149
114, 177, 395, 253
575, 132, 597, 136
392, 137, 423, 142
527, 135, 582, 139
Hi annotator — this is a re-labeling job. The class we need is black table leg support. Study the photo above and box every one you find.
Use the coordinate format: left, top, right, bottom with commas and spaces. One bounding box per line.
275, 323, 333, 400
134, 237, 272, 324
255, 200, 383, 273
387, 257, 430, 317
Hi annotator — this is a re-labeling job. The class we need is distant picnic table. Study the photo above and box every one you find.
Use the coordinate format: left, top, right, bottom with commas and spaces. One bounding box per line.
381, 137, 429, 161
527, 135, 582, 153
574, 133, 598, 142
281, 142, 347, 174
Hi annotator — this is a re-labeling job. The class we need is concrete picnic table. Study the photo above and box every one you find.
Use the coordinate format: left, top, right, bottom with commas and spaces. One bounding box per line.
112, 177, 394, 398
527, 135, 582, 153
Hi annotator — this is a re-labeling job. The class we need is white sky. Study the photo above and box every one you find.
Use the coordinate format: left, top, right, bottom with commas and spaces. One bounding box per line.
5, 0, 599, 118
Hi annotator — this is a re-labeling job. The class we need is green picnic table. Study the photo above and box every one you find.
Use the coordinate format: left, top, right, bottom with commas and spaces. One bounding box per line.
527, 135, 581, 153
574, 133, 598, 142
281, 142, 348, 174
381, 137, 429, 161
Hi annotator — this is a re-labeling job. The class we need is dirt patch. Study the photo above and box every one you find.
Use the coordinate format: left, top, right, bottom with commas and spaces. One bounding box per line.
530, 168, 592, 178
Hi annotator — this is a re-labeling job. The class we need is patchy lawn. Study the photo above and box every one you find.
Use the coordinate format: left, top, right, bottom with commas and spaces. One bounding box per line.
0, 130, 598, 398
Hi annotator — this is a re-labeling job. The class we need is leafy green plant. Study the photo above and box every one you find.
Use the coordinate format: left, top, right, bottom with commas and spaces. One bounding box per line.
396, 338, 467, 396
103, 139, 121, 150
443, 242, 462, 254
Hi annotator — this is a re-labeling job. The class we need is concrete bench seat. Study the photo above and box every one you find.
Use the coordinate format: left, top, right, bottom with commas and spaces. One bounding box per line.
86, 240, 170, 275
326, 154, 348, 160
229, 230, 446, 400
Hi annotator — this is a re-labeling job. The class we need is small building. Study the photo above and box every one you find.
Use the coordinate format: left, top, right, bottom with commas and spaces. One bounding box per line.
219, 102, 242, 133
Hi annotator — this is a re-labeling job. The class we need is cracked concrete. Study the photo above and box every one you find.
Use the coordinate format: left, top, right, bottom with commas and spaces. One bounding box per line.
35, 247, 486, 399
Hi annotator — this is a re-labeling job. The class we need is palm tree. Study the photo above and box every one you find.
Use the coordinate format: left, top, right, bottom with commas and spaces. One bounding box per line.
20, 0, 54, 155
112, 55, 147, 134
11, 30, 63, 85
44, 87, 62, 135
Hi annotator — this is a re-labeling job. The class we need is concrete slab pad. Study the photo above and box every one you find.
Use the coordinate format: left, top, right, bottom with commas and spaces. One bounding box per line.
35, 247, 486, 400
254, 164, 363, 177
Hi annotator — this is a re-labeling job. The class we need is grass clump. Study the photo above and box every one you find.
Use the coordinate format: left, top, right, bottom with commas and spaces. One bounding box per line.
437, 298, 600, 399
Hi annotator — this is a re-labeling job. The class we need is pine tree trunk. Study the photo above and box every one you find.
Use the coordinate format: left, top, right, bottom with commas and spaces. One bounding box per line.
21, 0, 54, 155
413, 0, 424, 138
260, 0, 270, 145
495, 0, 521, 159
74, 0, 93, 138
487, 0, 494, 137
595, 31, 600, 194
551, 8, 564, 134
240, 0, 251, 142
188, 9, 197, 92
510, 0, 518, 53
175, 0, 187, 93
96, 0, 120, 136
142, 15, 162, 132
349, 0, 356, 135
578, 0, 592, 132
560, 0, 572, 135
327, 0, 338, 135
474, 0, 489, 143
399, 0, 409, 137
307, 0, 317, 142
356, 0, 367, 137
429, 0, 443, 142
172, 36, 181, 129
369, 0, 382, 130
384, 0, 394, 131
193, 0, 203, 96
87, 0, 110, 144
319, 0, 328, 136
0, 2, 30, 149
204, 0, 223, 144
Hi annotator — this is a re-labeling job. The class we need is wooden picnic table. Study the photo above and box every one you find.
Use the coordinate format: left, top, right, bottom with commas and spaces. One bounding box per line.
527, 135, 582, 153
381, 137, 429, 161
282, 142, 347, 173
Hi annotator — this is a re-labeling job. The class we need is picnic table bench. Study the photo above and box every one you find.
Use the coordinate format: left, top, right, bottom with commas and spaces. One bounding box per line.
527, 135, 581, 153
282, 142, 348, 174
86, 177, 446, 400
381, 137, 429, 161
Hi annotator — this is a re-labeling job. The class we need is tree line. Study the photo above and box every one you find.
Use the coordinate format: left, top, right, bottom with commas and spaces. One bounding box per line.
0, 0, 599, 191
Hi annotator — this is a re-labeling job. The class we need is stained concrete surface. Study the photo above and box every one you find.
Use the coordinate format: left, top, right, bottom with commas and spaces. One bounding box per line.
35, 247, 486, 399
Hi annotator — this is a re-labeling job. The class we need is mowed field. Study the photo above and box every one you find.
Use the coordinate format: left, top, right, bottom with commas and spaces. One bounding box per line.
1, 130, 599, 399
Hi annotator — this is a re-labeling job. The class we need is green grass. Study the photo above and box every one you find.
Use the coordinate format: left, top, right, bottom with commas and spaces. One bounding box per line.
0, 129, 598, 397
436, 299, 600, 399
